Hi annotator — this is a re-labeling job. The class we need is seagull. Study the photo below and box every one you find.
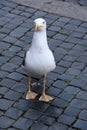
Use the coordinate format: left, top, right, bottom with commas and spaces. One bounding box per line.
23, 18, 56, 102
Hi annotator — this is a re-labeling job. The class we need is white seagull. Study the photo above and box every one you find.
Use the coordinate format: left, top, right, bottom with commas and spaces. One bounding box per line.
23, 18, 56, 102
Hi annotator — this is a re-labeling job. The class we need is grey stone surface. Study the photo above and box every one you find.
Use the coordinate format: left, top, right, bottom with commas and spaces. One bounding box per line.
24, 109, 42, 120
31, 122, 48, 130
11, 0, 87, 22
48, 122, 68, 130
73, 119, 87, 130
58, 114, 75, 125
5, 107, 23, 119
64, 106, 81, 116
0, 99, 13, 110
0, 116, 15, 129
0, 0, 87, 129
13, 117, 33, 129
79, 110, 87, 122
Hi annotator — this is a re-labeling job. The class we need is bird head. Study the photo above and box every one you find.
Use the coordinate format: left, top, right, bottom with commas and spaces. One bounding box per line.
34, 18, 46, 31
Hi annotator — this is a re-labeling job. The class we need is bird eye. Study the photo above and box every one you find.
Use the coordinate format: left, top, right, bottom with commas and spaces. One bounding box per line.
43, 21, 45, 24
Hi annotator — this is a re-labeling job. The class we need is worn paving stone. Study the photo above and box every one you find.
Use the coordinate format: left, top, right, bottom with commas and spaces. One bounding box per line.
0, 42, 11, 50
0, 56, 9, 65
46, 72, 58, 80
76, 55, 87, 63
68, 49, 82, 57
64, 105, 81, 117
59, 73, 74, 81
8, 128, 18, 130
58, 60, 72, 68
79, 110, 87, 121
52, 98, 68, 108
73, 44, 86, 52
53, 66, 66, 74
31, 101, 49, 112
9, 45, 22, 52
65, 37, 80, 44
39, 115, 54, 125
24, 109, 42, 120
10, 26, 29, 38
0, 33, 7, 39
31, 122, 48, 130
12, 83, 27, 93
70, 79, 86, 88
58, 114, 75, 126
76, 91, 87, 100
60, 42, 74, 49
0, 78, 16, 88
66, 68, 81, 76
0, 87, 9, 95
53, 80, 67, 89
3, 36, 17, 44
0, 70, 9, 79
1, 63, 18, 72
58, 92, 74, 102
54, 33, 67, 41
14, 99, 33, 111
76, 26, 87, 33
70, 99, 87, 109
47, 87, 62, 97
73, 119, 87, 130
78, 73, 87, 84
48, 122, 68, 130
5, 107, 23, 119
71, 62, 85, 70
4, 90, 22, 101
0, 99, 13, 110
44, 106, 63, 118
64, 86, 80, 95
54, 47, 67, 55
70, 31, 84, 38
7, 72, 24, 81
9, 56, 23, 65
2, 50, 16, 58
13, 117, 33, 130
58, 17, 71, 23
78, 39, 87, 47
0, 116, 15, 129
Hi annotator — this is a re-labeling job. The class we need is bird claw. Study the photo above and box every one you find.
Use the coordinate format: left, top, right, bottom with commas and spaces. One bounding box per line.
39, 93, 53, 102
26, 91, 37, 100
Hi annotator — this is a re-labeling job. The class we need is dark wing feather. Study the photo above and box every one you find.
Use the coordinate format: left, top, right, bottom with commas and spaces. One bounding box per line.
22, 52, 26, 66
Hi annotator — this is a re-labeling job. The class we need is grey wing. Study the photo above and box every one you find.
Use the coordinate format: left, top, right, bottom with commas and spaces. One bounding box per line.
22, 52, 26, 66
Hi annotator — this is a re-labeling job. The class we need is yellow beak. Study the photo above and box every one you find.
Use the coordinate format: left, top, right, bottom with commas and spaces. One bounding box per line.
35, 24, 41, 30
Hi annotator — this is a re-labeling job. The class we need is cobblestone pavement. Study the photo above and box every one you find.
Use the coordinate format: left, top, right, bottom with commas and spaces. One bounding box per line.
0, 0, 87, 130
58, 0, 87, 6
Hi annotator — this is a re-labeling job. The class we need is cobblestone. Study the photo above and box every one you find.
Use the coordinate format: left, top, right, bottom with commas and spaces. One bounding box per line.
48, 122, 68, 130
24, 109, 42, 120
13, 117, 33, 130
64, 105, 81, 117
73, 119, 87, 130
1, 63, 18, 72
39, 115, 54, 125
31, 122, 48, 130
4, 90, 22, 101
0, 99, 13, 110
0, 116, 15, 129
52, 98, 68, 108
5, 107, 23, 119
58, 114, 75, 125
0, 0, 87, 129
44, 106, 63, 118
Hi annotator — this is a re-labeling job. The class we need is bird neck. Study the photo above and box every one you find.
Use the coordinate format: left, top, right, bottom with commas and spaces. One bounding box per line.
31, 30, 49, 50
